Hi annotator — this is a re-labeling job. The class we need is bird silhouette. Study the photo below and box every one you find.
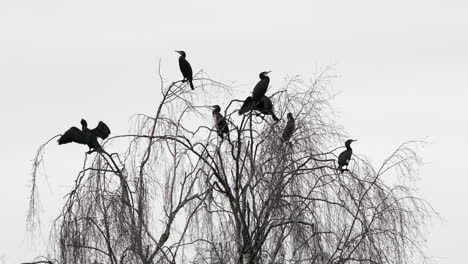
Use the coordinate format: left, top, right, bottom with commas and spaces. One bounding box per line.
337, 139, 356, 173
58, 119, 111, 154
281, 113, 295, 142
212, 105, 230, 142
175, 50, 194, 90
252, 71, 271, 101
239, 96, 279, 121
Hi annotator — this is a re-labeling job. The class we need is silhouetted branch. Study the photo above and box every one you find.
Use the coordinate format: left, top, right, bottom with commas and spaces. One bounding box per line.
28, 65, 432, 264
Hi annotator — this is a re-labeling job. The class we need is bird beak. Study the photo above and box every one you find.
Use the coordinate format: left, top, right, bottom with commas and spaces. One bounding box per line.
175, 50, 181, 54
352, 139, 357, 142
265, 71, 272, 75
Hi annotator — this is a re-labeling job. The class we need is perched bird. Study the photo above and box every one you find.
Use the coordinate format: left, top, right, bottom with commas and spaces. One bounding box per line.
238, 96, 255, 115
252, 71, 271, 101
58, 119, 111, 154
175, 50, 194, 90
281, 113, 295, 142
337, 139, 356, 173
211, 105, 229, 140
255, 96, 280, 121
238, 96, 279, 121
262, 97, 280, 121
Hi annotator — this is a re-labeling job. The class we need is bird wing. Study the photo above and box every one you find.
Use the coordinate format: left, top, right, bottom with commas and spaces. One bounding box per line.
256, 96, 274, 114
337, 150, 352, 166
250, 96, 279, 121
239, 97, 253, 115
252, 78, 269, 100
179, 58, 193, 79
91, 121, 111, 139
258, 96, 272, 111
58, 127, 88, 145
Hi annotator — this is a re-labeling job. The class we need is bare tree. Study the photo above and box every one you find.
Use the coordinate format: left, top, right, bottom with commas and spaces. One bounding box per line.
28, 64, 432, 264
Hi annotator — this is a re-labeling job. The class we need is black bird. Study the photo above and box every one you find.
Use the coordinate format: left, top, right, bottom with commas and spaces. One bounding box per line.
175, 50, 194, 90
252, 71, 271, 101
281, 113, 296, 142
211, 105, 229, 140
58, 119, 111, 154
238, 96, 254, 115
239, 96, 279, 121
337, 139, 356, 173
256, 96, 279, 121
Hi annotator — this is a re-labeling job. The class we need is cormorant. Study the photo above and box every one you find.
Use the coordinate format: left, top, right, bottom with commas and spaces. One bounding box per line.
239, 96, 279, 121
337, 139, 356, 173
175, 50, 194, 90
281, 113, 295, 142
211, 105, 229, 140
58, 119, 111, 154
252, 71, 271, 101
257, 96, 279, 121
238, 96, 254, 115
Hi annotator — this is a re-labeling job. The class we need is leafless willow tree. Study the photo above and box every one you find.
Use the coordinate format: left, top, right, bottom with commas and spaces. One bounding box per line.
28, 65, 433, 264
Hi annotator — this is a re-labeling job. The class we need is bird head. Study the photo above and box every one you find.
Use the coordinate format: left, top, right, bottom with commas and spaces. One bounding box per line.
211, 105, 221, 112
287, 113, 293, 119
345, 139, 357, 147
175, 50, 186, 57
259, 71, 271, 79
80, 119, 88, 130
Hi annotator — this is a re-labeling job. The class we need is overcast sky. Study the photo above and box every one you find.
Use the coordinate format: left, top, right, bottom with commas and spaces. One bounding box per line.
0, 1, 467, 263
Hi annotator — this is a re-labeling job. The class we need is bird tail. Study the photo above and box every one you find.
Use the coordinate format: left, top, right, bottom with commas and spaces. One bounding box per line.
189, 79, 194, 90
272, 113, 279, 122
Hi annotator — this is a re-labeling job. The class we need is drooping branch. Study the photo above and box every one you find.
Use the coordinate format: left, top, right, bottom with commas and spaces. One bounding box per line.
27, 66, 432, 264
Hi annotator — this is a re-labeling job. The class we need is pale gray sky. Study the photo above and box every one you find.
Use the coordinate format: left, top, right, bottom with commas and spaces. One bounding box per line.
1, 0, 467, 263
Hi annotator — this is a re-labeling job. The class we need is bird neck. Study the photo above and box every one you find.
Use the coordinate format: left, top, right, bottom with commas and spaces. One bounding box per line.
346, 146, 352, 151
